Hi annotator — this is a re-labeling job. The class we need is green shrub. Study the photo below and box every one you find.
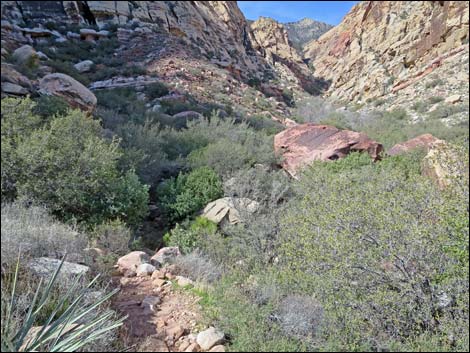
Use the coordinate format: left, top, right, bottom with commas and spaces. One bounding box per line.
157, 114, 276, 167
278, 150, 469, 351
91, 219, 130, 256
311, 151, 373, 174
247, 77, 262, 89
1, 98, 44, 200
145, 82, 169, 100
32, 95, 70, 118
281, 89, 295, 107
10, 106, 148, 227
121, 65, 147, 77
86, 66, 120, 82
114, 120, 171, 184
372, 98, 386, 107
164, 217, 217, 254
38, 37, 119, 65
360, 106, 469, 149
425, 78, 444, 89
157, 167, 223, 222
243, 114, 284, 135
188, 140, 255, 177
411, 100, 429, 113
95, 87, 142, 114
12, 55, 40, 79
319, 111, 353, 130
43, 21, 57, 31
428, 103, 469, 120
428, 96, 444, 104
160, 100, 202, 116
196, 275, 305, 352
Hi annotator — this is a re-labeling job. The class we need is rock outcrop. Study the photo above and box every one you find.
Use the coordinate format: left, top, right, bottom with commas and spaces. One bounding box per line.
201, 197, 260, 225
196, 327, 225, 351
39, 73, 97, 112
117, 251, 151, 276
2, 1, 324, 92
1, 63, 33, 91
3, 1, 269, 81
12, 44, 38, 65
29, 257, 89, 278
250, 17, 316, 91
421, 142, 467, 189
151, 247, 181, 266
387, 134, 444, 156
274, 124, 383, 177
303, 1, 469, 102
73, 59, 94, 73
284, 18, 333, 53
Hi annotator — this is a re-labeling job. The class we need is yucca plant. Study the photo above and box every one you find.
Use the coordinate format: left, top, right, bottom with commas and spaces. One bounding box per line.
1, 255, 126, 352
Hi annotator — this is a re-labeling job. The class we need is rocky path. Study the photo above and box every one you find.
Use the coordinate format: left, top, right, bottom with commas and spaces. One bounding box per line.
111, 250, 226, 352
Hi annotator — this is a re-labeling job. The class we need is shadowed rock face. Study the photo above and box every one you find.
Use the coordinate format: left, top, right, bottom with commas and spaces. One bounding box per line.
387, 134, 443, 156
274, 123, 383, 177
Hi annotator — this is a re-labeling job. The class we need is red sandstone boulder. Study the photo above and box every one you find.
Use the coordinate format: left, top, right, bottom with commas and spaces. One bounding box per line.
274, 123, 383, 177
387, 134, 444, 156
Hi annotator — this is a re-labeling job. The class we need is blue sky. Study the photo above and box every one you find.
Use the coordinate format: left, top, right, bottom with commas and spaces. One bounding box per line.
237, 1, 358, 25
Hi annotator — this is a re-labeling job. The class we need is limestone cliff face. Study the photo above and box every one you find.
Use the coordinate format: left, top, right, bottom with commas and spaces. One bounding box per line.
303, 1, 469, 101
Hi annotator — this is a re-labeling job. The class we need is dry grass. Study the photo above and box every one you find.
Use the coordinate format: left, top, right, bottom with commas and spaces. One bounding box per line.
1, 202, 88, 267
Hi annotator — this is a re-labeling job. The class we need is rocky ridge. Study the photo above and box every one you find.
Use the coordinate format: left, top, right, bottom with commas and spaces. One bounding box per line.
284, 17, 333, 53
303, 1, 469, 103
250, 16, 320, 93
1, 1, 316, 121
1, 1, 304, 85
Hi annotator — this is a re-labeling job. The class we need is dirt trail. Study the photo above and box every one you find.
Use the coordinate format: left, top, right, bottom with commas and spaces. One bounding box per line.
112, 273, 202, 352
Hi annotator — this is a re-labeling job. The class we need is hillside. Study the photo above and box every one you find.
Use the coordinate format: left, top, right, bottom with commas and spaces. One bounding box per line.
1, 1, 469, 352
303, 1, 469, 106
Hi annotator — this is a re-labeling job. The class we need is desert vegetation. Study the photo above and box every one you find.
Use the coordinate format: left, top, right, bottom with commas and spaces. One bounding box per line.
1, 1, 469, 351
2, 89, 469, 351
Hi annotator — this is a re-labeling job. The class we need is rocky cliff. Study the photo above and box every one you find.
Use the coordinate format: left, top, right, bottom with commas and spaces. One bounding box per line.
3, 1, 321, 123
2, 1, 271, 80
284, 18, 332, 53
303, 1, 469, 102
250, 17, 317, 92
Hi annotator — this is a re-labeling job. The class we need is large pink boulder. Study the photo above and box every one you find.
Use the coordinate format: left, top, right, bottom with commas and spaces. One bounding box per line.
274, 123, 383, 177
387, 134, 443, 156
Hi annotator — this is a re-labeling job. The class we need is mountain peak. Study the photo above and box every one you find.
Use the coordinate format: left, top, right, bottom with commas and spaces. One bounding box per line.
284, 18, 333, 53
